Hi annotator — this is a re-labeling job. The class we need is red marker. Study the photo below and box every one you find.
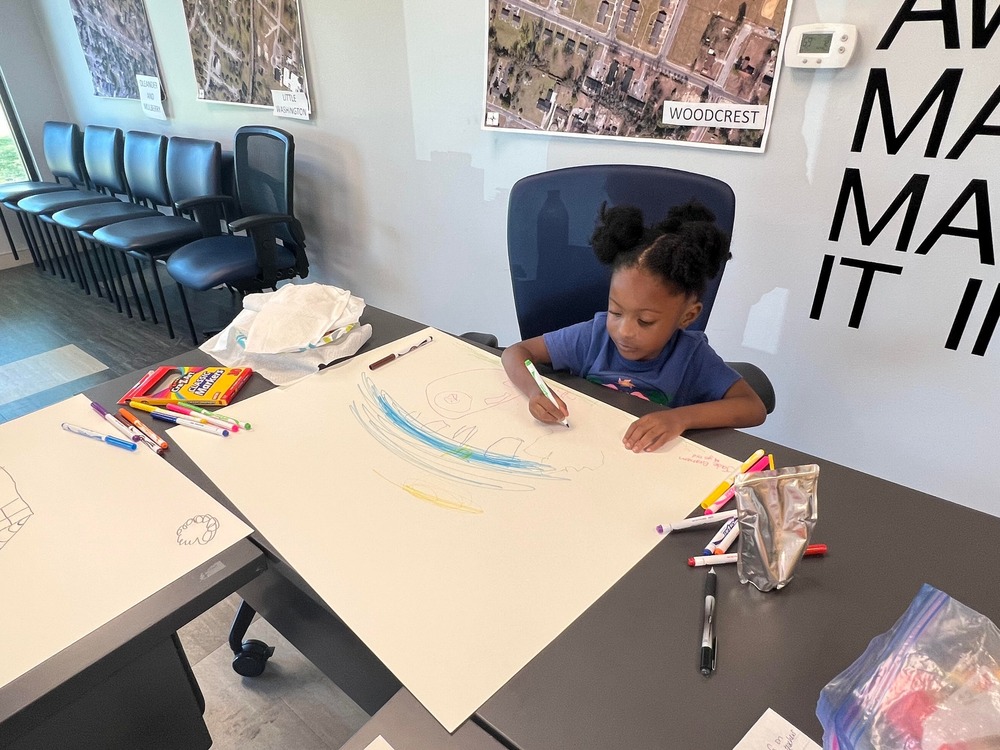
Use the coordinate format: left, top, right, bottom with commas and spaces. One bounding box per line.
688, 544, 828, 567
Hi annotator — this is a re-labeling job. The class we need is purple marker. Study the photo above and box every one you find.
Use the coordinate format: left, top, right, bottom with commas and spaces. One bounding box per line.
91, 401, 141, 442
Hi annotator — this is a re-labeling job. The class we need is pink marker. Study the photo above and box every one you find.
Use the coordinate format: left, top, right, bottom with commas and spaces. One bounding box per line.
163, 402, 239, 432
704, 454, 772, 514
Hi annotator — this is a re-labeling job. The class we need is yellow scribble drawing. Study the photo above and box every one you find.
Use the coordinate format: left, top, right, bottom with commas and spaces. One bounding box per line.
376, 472, 484, 514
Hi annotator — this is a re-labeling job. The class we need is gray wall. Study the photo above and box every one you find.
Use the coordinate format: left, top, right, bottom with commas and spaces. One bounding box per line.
8, 1, 999, 514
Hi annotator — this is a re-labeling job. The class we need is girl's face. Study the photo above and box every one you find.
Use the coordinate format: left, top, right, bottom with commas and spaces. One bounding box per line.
606, 266, 702, 361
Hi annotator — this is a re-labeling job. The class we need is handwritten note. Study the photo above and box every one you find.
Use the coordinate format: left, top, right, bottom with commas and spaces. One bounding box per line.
733, 708, 821, 750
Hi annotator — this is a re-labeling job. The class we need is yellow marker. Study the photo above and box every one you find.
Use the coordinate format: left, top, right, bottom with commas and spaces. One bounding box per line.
768, 454, 775, 471
700, 449, 766, 508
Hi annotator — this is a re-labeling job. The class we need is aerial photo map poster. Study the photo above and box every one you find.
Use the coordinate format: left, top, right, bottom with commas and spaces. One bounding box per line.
69, 0, 161, 100
484, 0, 792, 152
182, 0, 310, 107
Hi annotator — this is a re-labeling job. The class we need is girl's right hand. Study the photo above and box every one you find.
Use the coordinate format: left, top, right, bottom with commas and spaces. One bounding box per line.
529, 392, 569, 424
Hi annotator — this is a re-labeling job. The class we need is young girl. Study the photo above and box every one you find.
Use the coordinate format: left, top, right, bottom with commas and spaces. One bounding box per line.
501, 201, 767, 453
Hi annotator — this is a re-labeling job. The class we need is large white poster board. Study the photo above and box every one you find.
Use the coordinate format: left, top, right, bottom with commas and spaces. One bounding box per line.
0, 395, 252, 690
171, 329, 737, 731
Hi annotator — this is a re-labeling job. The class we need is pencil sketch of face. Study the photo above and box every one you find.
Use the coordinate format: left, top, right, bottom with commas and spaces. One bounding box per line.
0, 466, 33, 551
426, 369, 519, 419
176, 514, 220, 545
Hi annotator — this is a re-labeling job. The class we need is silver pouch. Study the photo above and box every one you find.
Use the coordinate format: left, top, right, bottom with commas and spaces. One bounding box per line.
734, 464, 819, 592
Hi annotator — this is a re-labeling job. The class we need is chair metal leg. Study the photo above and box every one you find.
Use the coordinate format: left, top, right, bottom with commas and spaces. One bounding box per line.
0, 209, 17, 260
104, 247, 141, 319
30, 215, 61, 277
14, 212, 41, 267
146, 256, 175, 338
175, 282, 199, 345
132, 256, 157, 324
39, 218, 73, 282
88, 240, 121, 311
53, 225, 90, 294
65, 228, 104, 299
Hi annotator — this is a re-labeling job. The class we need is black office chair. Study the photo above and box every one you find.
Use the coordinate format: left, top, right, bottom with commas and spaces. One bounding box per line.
52, 131, 170, 318
166, 125, 308, 344
0, 121, 89, 272
466, 164, 775, 413
92, 137, 224, 339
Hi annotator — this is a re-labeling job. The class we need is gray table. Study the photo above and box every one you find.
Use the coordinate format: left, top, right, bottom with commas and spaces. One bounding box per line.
1, 538, 265, 749
342, 689, 503, 750
472, 385, 1000, 748
71, 306, 426, 718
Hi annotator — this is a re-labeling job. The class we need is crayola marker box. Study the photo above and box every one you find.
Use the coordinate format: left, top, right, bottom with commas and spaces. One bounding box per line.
117, 366, 253, 406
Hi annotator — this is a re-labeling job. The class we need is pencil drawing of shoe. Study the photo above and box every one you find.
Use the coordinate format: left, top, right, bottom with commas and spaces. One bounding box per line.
0, 466, 33, 551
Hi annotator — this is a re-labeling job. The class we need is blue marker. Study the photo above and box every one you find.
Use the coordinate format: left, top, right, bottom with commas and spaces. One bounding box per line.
703, 517, 739, 556
61, 422, 137, 451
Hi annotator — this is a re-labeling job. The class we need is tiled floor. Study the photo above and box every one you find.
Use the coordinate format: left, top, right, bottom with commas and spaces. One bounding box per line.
179, 595, 369, 749
1, 258, 371, 747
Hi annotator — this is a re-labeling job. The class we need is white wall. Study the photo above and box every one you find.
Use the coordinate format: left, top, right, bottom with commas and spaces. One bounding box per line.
16, 0, 1000, 514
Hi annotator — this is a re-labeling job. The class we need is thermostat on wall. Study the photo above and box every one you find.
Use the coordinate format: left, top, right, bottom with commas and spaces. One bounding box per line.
785, 23, 858, 68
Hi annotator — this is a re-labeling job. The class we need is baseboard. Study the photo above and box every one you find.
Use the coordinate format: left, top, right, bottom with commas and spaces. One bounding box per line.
0, 251, 31, 272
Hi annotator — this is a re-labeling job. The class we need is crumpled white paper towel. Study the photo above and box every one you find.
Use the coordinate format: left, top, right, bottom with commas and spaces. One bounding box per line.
200, 283, 372, 386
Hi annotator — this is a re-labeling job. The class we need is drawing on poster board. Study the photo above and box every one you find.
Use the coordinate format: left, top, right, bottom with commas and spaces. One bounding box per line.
484, 0, 792, 152
0, 467, 32, 551
352, 370, 607, 505
177, 514, 221, 545
69, 0, 161, 100
182, 0, 311, 108
375, 471, 485, 515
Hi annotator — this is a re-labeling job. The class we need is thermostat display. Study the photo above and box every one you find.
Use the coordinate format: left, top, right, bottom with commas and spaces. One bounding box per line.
785, 23, 858, 68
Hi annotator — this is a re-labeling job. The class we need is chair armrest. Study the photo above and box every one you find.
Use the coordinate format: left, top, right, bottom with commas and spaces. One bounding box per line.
174, 194, 235, 213
460, 332, 500, 349
727, 361, 776, 414
174, 194, 234, 236
228, 212, 295, 233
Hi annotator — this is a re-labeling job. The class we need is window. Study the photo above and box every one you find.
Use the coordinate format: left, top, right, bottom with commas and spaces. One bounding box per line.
0, 72, 32, 184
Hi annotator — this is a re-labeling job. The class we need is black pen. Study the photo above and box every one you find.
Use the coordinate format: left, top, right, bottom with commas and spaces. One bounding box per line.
700, 566, 717, 676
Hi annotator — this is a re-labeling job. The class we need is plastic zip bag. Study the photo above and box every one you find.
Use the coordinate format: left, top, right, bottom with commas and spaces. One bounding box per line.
817, 583, 1000, 750
734, 464, 819, 592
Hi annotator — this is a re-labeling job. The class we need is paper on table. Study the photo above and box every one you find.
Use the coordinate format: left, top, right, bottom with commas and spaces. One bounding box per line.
0, 394, 253, 690
172, 328, 740, 732
733, 708, 821, 750
364, 737, 396, 750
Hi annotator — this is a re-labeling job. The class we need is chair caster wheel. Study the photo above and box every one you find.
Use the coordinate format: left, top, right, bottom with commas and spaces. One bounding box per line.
232, 639, 275, 677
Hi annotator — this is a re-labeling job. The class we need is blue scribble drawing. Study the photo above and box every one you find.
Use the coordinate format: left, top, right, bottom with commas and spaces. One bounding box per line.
0, 467, 32, 551
352, 371, 605, 496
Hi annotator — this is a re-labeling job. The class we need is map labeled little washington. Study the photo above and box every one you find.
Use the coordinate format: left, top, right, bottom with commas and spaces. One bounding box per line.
183, 0, 309, 107
485, 0, 790, 151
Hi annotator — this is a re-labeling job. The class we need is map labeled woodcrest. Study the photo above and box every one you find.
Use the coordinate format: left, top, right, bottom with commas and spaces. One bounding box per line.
183, 0, 309, 107
485, 0, 790, 151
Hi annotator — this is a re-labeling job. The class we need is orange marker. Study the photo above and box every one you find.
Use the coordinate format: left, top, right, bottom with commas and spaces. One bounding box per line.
118, 408, 169, 453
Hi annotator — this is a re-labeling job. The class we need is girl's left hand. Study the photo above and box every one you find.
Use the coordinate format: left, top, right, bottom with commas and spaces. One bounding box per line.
622, 411, 686, 453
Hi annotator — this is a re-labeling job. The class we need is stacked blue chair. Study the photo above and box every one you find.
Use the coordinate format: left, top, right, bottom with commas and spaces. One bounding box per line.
92, 137, 222, 339
52, 131, 169, 318
14, 126, 127, 293
0, 121, 88, 269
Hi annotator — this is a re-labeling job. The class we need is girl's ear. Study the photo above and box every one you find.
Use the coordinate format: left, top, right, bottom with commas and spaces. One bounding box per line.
679, 299, 703, 329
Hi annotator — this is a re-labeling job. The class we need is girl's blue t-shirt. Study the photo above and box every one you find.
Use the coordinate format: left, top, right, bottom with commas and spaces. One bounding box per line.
542, 312, 740, 407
